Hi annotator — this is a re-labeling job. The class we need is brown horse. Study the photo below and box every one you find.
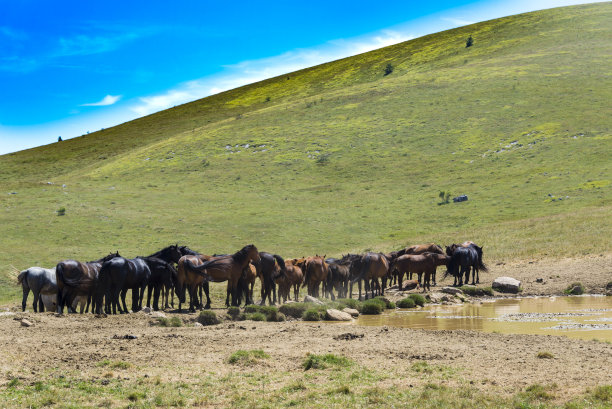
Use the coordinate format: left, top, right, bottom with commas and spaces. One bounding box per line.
403, 243, 445, 255
390, 254, 436, 292
350, 253, 389, 299
243, 263, 258, 305
301, 255, 328, 298
55, 252, 120, 314
176, 251, 212, 312
182, 244, 260, 308
277, 259, 303, 303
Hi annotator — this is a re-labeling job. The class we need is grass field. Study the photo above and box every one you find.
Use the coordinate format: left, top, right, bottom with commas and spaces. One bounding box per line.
1, 3, 611, 306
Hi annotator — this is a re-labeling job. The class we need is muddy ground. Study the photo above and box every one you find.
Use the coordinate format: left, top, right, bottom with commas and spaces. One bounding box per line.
0, 255, 611, 406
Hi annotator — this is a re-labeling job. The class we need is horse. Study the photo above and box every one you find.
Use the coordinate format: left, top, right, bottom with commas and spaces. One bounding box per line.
445, 246, 482, 286
146, 245, 183, 308
276, 259, 303, 303
301, 255, 328, 298
423, 252, 449, 287
253, 252, 286, 305
95, 256, 155, 314
350, 253, 389, 300
55, 252, 120, 314
390, 254, 436, 292
445, 242, 487, 284
403, 243, 444, 256
242, 263, 258, 305
325, 258, 350, 300
17, 267, 57, 312
181, 244, 260, 308
143, 258, 179, 311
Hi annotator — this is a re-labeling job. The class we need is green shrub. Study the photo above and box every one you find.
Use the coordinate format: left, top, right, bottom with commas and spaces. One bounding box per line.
244, 304, 261, 314
56, 207, 66, 216
537, 351, 554, 359
361, 299, 383, 314
397, 298, 416, 308
303, 353, 352, 370
591, 385, 612, 402
408, 294, 427, 307
228, 349, 270, 365
227, 306, 244, 320
384, 63, 394, 76
197, 310, 221, 326
564, 282, 585, 295
374, 296, 395, 309
302, 308, 324, 321
246, 312, 266, 321
336, 298, 361, 311
460, 286, 494, 296
275, 312, 287, 322
157, 316, 183, 327
279, 303, 309, 319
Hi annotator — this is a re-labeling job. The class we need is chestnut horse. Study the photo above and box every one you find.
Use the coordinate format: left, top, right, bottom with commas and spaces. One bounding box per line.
55, 252, 120, 314
277, 259, 303, 303
350, 252, 389, 299
182, 244, 260, 308
390, 254, 437, 292
301, 255, 328, 298
176, 248, 212, 311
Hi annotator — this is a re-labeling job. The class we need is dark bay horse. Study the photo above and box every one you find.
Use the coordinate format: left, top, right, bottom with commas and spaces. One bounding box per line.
182, 244, 260, 308
17, 267, 57, 312
253, 252, 286, 305
146, 245, 183, 309
55, 252, 120, 314
350, 252, 389, 300
446, 242, 487, 284
144, 257, 179, 311
176, 246, 211, 311
445, 246, 483, 286
95, 256, 154, 314
325, 258, 350, 300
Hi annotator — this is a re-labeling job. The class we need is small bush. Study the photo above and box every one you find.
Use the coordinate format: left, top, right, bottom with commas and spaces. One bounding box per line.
408, 294, 427, 307
374, 296, 395, 309
244, 304, 260, 314
336, 298, 361, 311
275, 312, 286, 322
228, 349, 270, 365
537, 351, 554, 359
157, 317, 183, 327
384, 63, 394, 76
111, 361, 132, 370
523, 384, 555, 401
466, 35, 474, 48
591, 385, 612, 402
56, 207, 66, 216
227, 306, 241, 320
197, 310, 221, 326
279, 303, 309, 319
564, 282, 585, 295
246, 312, 266, 321
361, 299, 384, 315
460, 286, 494, 297
303, 308, 324, 321
397, 298, 416, 308
303, 353, 352, 370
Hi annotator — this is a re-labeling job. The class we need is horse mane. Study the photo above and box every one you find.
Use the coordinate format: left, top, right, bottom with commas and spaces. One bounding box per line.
147, 245, 177, 259
232, 244, 255, 262
179, 246, 200, 256
90, 252, 120, 264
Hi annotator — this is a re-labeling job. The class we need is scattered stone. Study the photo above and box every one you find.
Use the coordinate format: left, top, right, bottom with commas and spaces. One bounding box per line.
333, 333, 364, 341
0, 312, 15, 317
402, 280, 419, 291
536, 278, 544, 283
304, 295, 324, 305
20, 319, 34, 327
113, 334, 138, 339
427, 292, 445, 303
342, 308, 359, 317
442, 287, 464, 295
492, 277, 522, 294
325, 309, 353, 321
141, 306, 152, 313
150, 311, 166, 318
193, 322, 204, 327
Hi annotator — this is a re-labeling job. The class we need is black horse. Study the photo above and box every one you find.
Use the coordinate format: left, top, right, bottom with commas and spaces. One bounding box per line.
253, 252, 286, 305
325, 258, 351, 300
445, 246, 480, 286
146, 245, 183, 309
445, 243, 487, 285
144, 257, 179, 311
96, 256, 153, 314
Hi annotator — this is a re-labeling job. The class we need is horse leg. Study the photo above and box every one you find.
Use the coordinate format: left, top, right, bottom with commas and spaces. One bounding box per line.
203, 282, 211, 309
39, 295, 45, 312
32, 290, 40, 313
146, 285, 153, 309
22, 284, 30, 312
153, 285, 160, 311
225, 283, 231, 308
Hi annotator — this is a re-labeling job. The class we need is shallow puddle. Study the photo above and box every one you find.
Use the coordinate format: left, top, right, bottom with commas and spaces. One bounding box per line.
356, 295, 612, 341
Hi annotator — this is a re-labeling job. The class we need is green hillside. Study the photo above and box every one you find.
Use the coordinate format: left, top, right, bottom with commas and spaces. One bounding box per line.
1, 3, 611, 303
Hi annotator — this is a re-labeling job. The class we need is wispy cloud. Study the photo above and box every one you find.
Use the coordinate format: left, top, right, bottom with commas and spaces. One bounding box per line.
80, 94, 122, 106
0, 26, 27, 41
131, 29, 413, 116
441, 17, 476, 27
55, 32, 141, 57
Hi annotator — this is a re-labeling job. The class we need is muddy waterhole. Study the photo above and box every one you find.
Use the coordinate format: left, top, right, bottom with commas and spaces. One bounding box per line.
356, 295, 612, 341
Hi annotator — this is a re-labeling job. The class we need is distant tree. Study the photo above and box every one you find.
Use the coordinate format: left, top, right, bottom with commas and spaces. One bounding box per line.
384, 63, 394, 76
438, 191, 451, 204
466, 35, 474, 48
58, 136, 62, 142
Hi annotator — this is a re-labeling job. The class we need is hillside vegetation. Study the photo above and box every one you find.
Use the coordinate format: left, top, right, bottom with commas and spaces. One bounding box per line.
1, 3, 610, 303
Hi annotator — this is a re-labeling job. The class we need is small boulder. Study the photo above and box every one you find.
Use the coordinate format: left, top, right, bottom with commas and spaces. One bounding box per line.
325, 309, 353, 321
442, 287, 464, 295
141, 306, 152, 313
427, 292, 445, 303
150, 311, 166, 318
20, 319, 34, 327
193, 322, 204, 327
402, 280, 419, 291
342, 308, 359, 317
304, 295, 324, 305
492, 277, 522, 294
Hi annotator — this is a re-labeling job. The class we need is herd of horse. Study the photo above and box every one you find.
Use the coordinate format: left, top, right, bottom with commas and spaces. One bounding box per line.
16, 241, 487, 315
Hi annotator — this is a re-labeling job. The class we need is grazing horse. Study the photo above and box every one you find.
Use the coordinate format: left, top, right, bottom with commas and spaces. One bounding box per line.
17, 267, 56, 312
253, 252, 286, 305
445, 246, 481, 286
276, 259, 303, 303
301, 255, 328, 298
325, 258, 350, 300
446, 242, 487, 284
55, 252, 120, 314
350, 253, 389, 300
182, 244, 260, 308
95, 256, 155, 314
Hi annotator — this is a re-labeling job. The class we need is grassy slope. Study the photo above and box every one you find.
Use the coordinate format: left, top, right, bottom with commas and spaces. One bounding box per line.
1, 3, 611, 303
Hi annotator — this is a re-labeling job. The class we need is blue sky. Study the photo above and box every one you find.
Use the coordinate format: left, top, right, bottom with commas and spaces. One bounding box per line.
0, 0, 602, 154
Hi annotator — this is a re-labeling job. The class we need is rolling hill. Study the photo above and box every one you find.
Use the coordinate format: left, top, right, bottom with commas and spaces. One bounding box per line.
1, 2, 610, 303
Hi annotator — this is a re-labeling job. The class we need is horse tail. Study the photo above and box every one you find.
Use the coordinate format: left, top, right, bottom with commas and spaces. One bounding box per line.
17, 269, 27, 285
301, 262, 311, 288
272, 255, 286, 280
183, 258, 212, 279
478, 260, 488, 272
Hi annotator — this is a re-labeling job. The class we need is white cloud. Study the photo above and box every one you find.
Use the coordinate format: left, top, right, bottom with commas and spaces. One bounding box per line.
80, 94, 122, 107
441, 17, 476, 27
130, 30, 414, 117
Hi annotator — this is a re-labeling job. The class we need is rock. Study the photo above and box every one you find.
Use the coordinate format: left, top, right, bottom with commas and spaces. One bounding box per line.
402, 280, 419, 291
442, 287, 464, 295
536, 278, 544, 283
150, 311, 166, 318
0, 312, 15, 317
492, 277, 522, 294
20, 319, 34, 327
193, 322, 204, 327
141, 306, 152, 313
304, 295, 324, 305
427, 292, 445, 303
342, 308, 359, 317
325, 309, 353, 321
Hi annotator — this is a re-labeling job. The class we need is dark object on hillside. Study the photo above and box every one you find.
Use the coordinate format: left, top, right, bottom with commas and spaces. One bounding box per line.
384, 63, 394, 76
333, 333, 364, 341
453, 195, 468, 203
113, 334, 138, 339
58, 136, 62, 142
466, 35, 474, 48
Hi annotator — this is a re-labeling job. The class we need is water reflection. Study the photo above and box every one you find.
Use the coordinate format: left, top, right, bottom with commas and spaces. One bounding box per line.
356, 296, 612, 341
